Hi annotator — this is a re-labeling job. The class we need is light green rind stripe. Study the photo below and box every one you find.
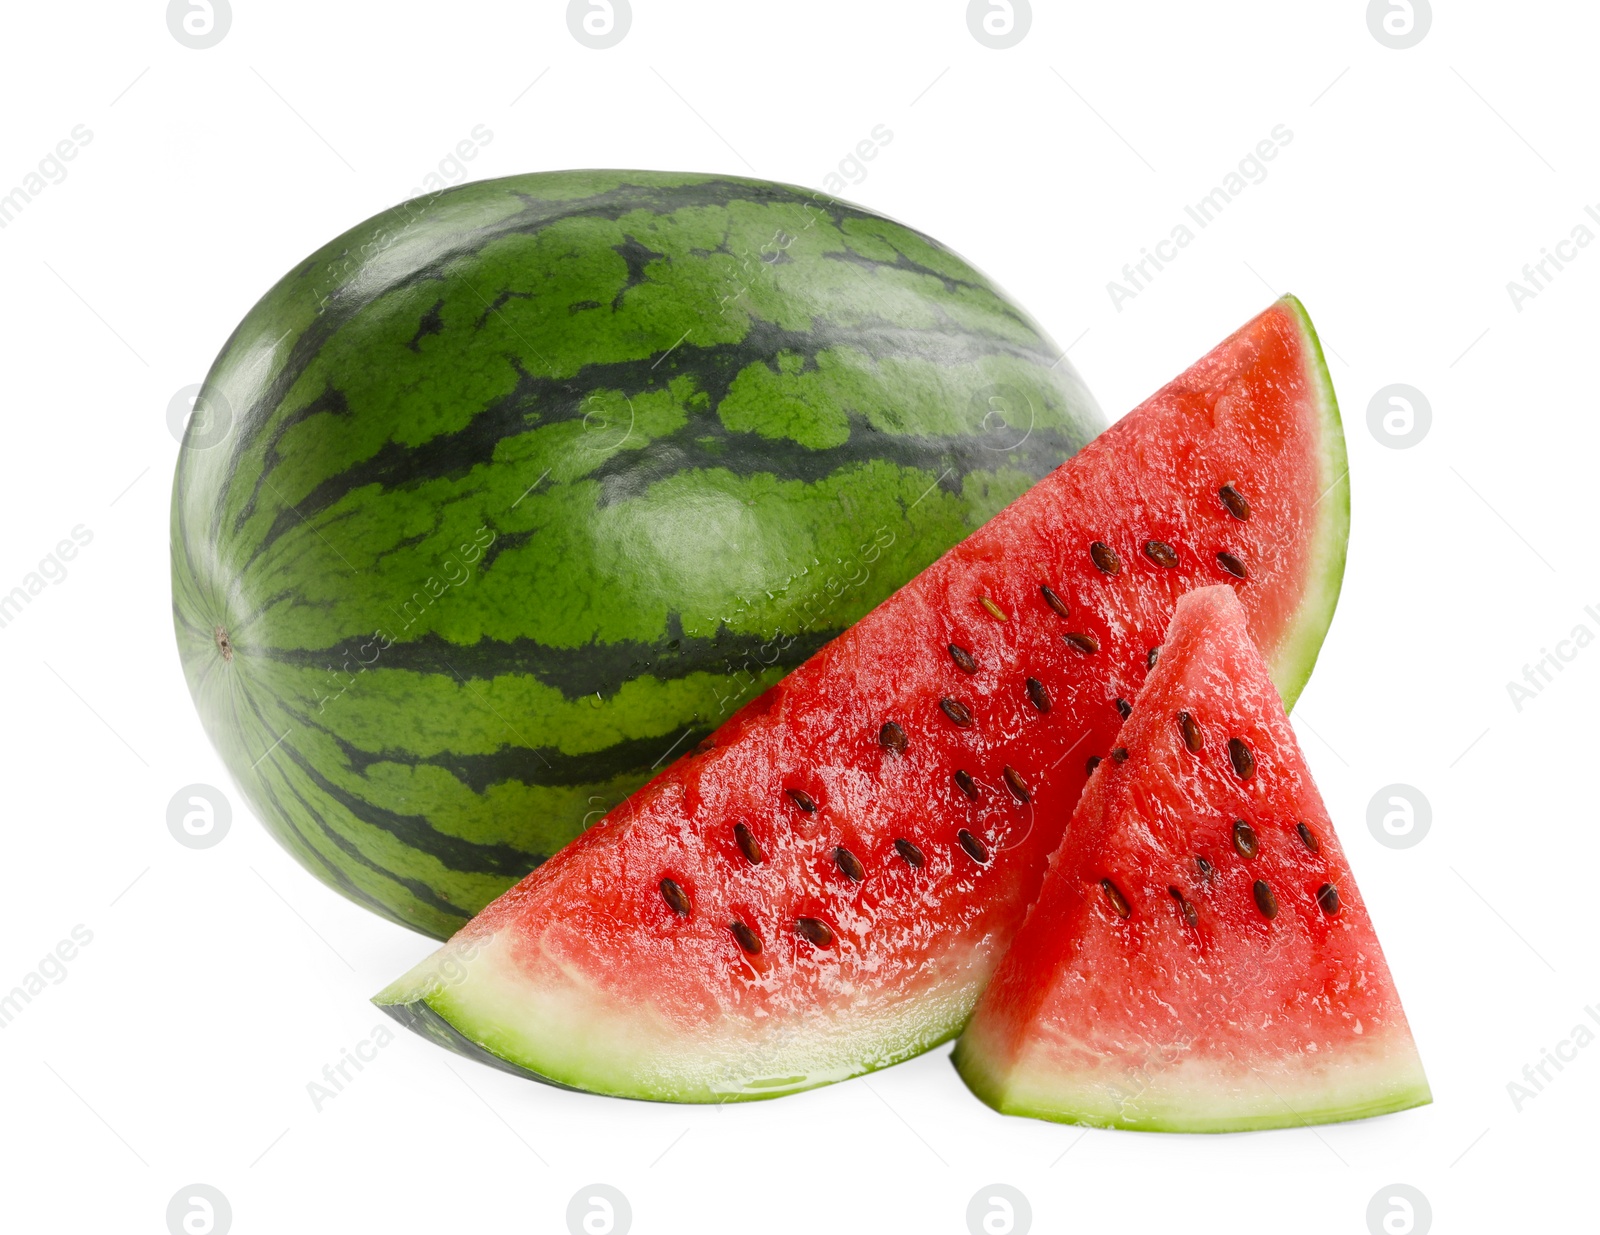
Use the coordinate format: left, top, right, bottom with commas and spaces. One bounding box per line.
374, 929, 975, 1103
1271, 293, 1350, 711
952, 1031, 1432, 1133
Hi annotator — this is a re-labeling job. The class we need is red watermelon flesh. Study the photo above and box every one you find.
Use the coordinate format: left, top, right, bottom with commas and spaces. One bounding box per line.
955, 585, 1430, 1130
375, 297, 1350, 1102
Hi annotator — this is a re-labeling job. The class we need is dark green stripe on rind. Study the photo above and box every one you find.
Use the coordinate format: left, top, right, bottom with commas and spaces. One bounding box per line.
172, 170, 1104, 937
378, 998, 592, 1096
244, 325, 1075, 560
253, 614, 839, 701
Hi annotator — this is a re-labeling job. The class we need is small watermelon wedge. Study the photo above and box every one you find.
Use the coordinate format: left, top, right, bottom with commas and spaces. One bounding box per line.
955, 585, 1429, 1131
375, 297, 1350, 1101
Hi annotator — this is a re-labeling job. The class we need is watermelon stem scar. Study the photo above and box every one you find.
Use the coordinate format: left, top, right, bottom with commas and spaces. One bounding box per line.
375, 297, 1360, 1104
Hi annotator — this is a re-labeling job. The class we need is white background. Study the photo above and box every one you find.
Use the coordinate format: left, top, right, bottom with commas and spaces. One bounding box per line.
0, 1, 1592, 1232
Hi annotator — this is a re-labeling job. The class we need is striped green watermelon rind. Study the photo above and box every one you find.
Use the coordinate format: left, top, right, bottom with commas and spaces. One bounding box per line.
171, 171, 1104, 938
378, 989, 585, 1094
953, 586, 1429, 1132
373, 299, 1353, 1103
376, 929, 963, 1101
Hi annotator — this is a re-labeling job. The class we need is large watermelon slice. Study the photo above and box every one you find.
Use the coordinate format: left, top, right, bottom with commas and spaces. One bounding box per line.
169, 170, 1104, 939
375, 297, 1350, 1101
955, 585, 1429, 1130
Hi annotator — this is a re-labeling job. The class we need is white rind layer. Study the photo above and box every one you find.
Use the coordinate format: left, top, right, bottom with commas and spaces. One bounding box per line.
377, 927, 994, 1102
954, 1020, 1431, 1133
1269, 294, 1350, 710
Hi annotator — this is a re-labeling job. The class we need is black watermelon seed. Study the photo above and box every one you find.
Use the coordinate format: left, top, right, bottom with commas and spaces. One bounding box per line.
834, 846, 865, 882
733, 823, 763, 865
1168, 886, 1199, 928
1063, 631, 1099, 655
1026, 677, 1050, 713
1227, 738, 1256, 780
1253, 879, 1279, 920
1196, 854, 1216, 882
1178, 710, 1203, 753
1002, 765, 1030, 803
953, 769, 980, 801
1041, 584, 1070, 619
1232, 820, 1260, 859
894, 837, 926, 868
948, 643, 978, 674
1316, 882, 1341, 915
659, 878, 690, 916
1085, 755, 1101, 776
940, 697, 974, 727
1111, 746, 1129, 763
879, 721, 908, 754
730, 920, 762, 954
795, 917, 835, 947
786, 788, 816, 813
1090, 541, 1122, 575
1148, 647, 1160, 669
1101, 878, 1131, 919
1297, 822, 1320, 853
1115, 697, 1132, 720
1144, 540, 1180, 569
1217, 551, 1249, 580
1219, 483, 1251, 521
957, 829, 990, 864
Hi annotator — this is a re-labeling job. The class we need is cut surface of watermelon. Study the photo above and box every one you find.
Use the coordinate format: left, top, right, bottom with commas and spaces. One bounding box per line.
955, 586, 1429, 1131
375, 297, 1351, 1102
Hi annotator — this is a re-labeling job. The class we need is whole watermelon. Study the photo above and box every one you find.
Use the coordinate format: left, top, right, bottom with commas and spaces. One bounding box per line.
171, 170, 1104, 938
